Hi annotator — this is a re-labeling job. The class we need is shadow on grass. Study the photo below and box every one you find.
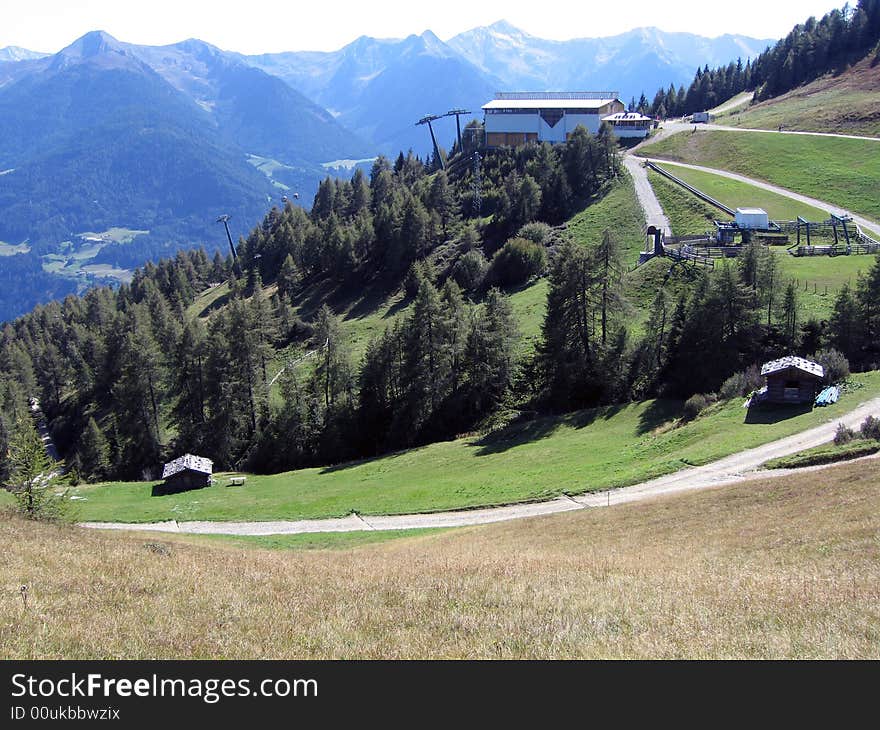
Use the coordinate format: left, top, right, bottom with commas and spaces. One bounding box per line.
151, 481, 207, 497
636, 399, 683, 435
382, 295, 409, 321
318, 449, 410, 475
199, 290, 232, 318
744, 402, 813, 424
472, 407, 608, 456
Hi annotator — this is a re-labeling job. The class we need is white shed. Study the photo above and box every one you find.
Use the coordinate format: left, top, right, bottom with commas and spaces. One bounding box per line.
735, 207, 769, 230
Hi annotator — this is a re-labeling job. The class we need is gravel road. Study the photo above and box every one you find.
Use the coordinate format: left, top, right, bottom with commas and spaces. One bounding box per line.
623, 155, 672, 237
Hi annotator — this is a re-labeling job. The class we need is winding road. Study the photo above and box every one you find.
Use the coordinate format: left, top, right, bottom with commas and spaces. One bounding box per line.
80, 395, 880, 536
80, 120, 880, 539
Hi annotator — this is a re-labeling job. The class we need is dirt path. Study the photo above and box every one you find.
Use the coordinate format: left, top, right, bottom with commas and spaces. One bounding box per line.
644, 120, 880, 145
708, 93, 753, 116
703, 122, 880, 143
636, 156, 880, 237
623, 155, 672, 237
80, 396, 880, 536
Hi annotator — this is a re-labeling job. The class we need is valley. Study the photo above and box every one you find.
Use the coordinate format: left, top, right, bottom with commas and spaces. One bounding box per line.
2, 1, 880, 664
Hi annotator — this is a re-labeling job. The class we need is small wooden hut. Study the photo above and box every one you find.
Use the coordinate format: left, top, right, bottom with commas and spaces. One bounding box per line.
760, 356, 824, 405
159, 454, 213, 494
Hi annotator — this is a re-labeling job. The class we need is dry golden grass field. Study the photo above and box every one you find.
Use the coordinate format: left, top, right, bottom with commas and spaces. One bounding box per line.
3, 458, 880, 659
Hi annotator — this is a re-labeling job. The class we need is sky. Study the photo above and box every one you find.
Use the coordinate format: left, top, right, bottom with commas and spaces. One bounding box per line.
1, 0, 844, 55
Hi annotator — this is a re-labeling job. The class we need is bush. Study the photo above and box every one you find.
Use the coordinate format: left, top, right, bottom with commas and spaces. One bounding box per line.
451, 249, 488, 293
810, 348, 850, 384
719, 365, 763, 400
516, 221, 552, 246
834, 422, 856, 445
860, 415, 880, 441
682, 393, 709, 422
487, 237, 547, 287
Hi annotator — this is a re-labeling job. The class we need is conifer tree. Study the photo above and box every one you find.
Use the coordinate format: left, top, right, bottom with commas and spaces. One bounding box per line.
78, 415, 110, 482
4, 415, 68, 520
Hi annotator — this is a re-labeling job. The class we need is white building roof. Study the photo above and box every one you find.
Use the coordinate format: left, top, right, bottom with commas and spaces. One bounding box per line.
483, 92, 619, 111
760, 356, 824, 378
602, 112, 652, 122
736, 207, 768, 216
162, 453, 213, 479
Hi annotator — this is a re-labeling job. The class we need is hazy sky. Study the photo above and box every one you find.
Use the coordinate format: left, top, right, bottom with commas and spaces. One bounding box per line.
2, 0, 843, 54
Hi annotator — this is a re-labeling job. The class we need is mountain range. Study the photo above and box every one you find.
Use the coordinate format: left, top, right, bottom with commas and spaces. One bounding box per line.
0, 22, 774, 322
243, 21, 773, 155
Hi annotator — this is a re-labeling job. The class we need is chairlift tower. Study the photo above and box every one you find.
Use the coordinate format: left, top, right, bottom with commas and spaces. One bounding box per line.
416, 114, 445, 170
216, 214, 237, 259
443, 108, 471, 151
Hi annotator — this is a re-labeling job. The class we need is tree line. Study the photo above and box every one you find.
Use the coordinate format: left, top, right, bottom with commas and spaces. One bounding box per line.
0, 127, 619, 482
641, 0, 880, 118
3, 122, 879, 487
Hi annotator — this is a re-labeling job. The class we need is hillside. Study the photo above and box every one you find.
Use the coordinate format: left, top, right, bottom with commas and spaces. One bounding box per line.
717, 51, 880, 136
244, 31, 498, 157
0, 31, 372, 321
641, 130, 880, 222
5, 457, 880, 658
59, 369, 880, 523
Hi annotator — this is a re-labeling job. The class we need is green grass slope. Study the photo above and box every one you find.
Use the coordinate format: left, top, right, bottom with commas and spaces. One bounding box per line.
68, 371, 880, 523
716, 54, 880, 137
642, 130, 880, 222
654, 163, 828, 222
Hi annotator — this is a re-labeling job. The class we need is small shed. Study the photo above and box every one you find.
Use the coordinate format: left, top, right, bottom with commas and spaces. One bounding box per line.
735, 207, 769, 230
160, 453, 213, 493
760, 356, 824, 404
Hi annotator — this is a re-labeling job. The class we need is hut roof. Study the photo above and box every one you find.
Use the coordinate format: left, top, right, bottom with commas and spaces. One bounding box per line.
162, 453, 213, 479
760, 356, 824, 378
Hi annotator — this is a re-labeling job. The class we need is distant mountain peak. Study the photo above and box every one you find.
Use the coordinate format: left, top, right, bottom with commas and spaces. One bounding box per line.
59, 30, 125, 59
0, 46, 49, 63
487, 19, 526, 35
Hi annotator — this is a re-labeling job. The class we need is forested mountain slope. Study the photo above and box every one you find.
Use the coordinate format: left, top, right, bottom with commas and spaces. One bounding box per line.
2, 129, 877, 489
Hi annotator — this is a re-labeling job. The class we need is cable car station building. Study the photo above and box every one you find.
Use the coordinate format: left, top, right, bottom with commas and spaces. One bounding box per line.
482, 92, 625, 148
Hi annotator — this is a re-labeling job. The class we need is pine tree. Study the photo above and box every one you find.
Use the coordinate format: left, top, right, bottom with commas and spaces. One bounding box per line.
78, 416, 110, 482
312, 305, 353, 411
829, 282, 860, 362
277, 254, 300, 300
4, 415, 69, 520
781, 281, 800, 352
594, 230, 626, 347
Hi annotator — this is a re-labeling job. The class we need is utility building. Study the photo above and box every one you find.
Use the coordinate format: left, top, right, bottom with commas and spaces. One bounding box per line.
735, 207, 770, 230
760, 356, 825, 405
159, 453, 214, 494
601, 111, 653, 138
482, 92, 624, 148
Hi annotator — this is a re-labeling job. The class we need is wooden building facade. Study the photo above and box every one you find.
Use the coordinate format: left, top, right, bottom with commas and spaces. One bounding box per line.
159, 453, 213, 494
760, 356, 825, 405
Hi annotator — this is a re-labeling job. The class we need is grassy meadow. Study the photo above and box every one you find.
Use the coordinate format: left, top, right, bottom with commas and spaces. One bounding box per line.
642, 130, 880, 223
714, 57, 880, 137
60, 371, 880, 523
653, 162, 829, 222
565, 173, 646, 260
5, 457, 880, 659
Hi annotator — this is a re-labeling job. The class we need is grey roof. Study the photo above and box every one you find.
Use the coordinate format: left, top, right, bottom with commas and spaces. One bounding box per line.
483, 92, 619, 111
162, 453, 213, 479
761, 356, 824, 378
